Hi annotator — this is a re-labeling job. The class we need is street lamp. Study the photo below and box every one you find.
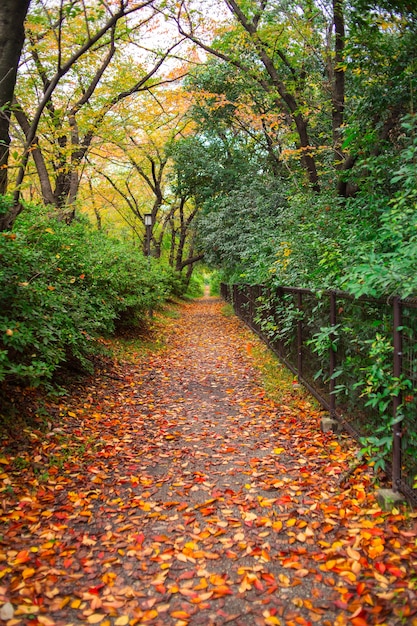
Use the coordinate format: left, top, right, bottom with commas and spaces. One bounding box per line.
144, 213, 152, 258
144, 213, 153, 318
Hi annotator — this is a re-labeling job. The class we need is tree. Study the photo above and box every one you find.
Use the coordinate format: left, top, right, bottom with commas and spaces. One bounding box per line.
80, 83, 203, 276
156, 0, 351, 192
185, 59, 285, 178
1, 0, 185, 230
0, 0, 31, 195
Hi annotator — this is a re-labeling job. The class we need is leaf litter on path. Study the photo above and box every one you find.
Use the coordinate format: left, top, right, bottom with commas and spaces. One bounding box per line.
1, 297, 416, 626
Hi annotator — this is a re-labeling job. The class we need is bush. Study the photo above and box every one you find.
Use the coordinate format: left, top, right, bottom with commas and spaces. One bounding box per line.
0, 200, 179, 387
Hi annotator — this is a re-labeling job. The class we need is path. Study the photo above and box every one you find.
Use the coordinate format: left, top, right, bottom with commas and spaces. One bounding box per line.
1, 297, 416, 626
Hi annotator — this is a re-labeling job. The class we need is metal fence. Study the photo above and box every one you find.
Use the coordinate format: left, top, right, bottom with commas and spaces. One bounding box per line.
221, 283, 417, 506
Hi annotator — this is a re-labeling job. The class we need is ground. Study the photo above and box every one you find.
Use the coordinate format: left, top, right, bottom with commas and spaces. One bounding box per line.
0, 295, 416, 626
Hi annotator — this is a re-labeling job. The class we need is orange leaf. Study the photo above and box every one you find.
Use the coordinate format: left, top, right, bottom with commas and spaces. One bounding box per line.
14, 550, 31, 565
142, 609, 158, 621
213, 584, 233, 596
171, 610, 190, 619
22, 567, 36, 579
387, 566, 405, 578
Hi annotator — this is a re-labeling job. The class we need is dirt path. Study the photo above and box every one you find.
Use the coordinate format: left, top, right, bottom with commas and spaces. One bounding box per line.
1, 297, 416, 626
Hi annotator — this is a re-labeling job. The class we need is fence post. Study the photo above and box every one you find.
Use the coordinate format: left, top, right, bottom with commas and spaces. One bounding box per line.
297, 291, 303, 380
392, 297, 403, 491
329, 291, 337, 418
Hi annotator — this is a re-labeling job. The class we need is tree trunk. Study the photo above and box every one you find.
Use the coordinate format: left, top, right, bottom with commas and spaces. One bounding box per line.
332, 0, 345, 165
13, 97, 55, 205
0, 0, 30, 198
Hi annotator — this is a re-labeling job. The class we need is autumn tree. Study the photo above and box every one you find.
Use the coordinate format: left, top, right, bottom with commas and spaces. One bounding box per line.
82, 83, 203, 277
1, 0, 186, 230
155, 0, 351, 192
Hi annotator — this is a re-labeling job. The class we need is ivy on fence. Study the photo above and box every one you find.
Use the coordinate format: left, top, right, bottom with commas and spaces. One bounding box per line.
221, 283, 417, 505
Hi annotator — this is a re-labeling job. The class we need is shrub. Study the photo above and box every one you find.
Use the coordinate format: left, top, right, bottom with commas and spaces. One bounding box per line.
0, 200, 179, 387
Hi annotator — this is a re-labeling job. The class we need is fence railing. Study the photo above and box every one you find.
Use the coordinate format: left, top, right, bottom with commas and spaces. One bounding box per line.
221, 282, 417, 506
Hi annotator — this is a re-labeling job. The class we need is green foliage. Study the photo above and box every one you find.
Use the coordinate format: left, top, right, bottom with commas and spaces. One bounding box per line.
343, 115, 417, 298
209, 271, 221, 297
254, 292, 303, 346
185, 271, 205, 298
354, 333, 412, 472
0, 198, 180, 387
197, 171, 289, 285
307, 325, 341, 357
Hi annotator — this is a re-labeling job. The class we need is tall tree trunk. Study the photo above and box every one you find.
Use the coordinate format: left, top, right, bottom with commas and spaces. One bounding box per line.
0, 0, 30, 198
332, 0, 345, 165
175, 199, 187, 271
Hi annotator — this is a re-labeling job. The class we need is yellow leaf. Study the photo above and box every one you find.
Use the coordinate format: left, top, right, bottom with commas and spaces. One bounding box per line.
15, 604, 39, 615
87, 615, 106, 624
101, 572, 117, 586
274, 448, 285, 455
71, 599, 82, 609
339, 570, 357, 583
115, 617, 129, 625
37, 618, 55, 626
286, 518, 296, 527
265, 617, 281, 625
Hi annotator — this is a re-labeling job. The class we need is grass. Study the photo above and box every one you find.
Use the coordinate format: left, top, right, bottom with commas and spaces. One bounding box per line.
111, 303, 181, 362
224, 306, 320, 409
251, 340, 316, 407
221, 303, 235, 317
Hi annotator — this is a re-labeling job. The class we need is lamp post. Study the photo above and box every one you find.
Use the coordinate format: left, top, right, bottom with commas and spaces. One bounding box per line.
144, 213, 153, 318
144, 213, 152, 258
